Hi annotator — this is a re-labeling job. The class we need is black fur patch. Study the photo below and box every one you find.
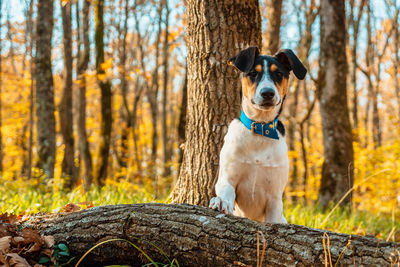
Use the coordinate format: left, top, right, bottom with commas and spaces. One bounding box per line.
277, 120, 285, 136
274, 49, 307, 80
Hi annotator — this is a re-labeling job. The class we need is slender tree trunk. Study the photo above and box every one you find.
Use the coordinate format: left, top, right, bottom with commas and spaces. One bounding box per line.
146, 3, 162, 185
60, 0, 75, 188
350, 0, 365, 132
264, 0, 282, 54
177, 64, 187, 167
35, 204, 399, 267
161, 0, 171, 177
171, 0, 261, 206
372, 68, 382, 147
318, 0, 354, 208
287, 81, 299, 197
77, 0, 93, 191
94, 0, 112, 186
119, 0, 130, 170
27, 0, 34, 180
35, 0, 56, 179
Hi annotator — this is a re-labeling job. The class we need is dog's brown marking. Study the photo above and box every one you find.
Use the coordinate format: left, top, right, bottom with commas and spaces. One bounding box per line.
276, 77, 288, 97
255, 64, 263, 72
270, 64, 278, 72
242, 76, 256, 100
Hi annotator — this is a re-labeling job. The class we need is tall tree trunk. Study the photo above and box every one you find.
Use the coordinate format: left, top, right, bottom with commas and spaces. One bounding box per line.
60, 0, 75, 188
349, 0, 365, 132
118, 0, 130, 171
35, 0, 56, 179
77, 0, 93, 191
177, 64, 187, 168
171, 0, 262, 206
318, 0, 354, 208
94, 0, 112, 186
287, 81, 299, 197
264, 0, 282, 54
161, 0, 171, 177
372, 68, 382, 148
146, 3, 163, 185
27, 0, 35, 180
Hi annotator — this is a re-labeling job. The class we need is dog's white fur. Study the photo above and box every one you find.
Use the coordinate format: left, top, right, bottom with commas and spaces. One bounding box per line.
209, 59, 289, 224
209, 117, 289, 223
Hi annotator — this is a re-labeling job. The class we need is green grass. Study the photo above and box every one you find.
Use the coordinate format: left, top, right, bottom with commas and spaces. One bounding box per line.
285, 201, 399, 242
1, 179, 398, 242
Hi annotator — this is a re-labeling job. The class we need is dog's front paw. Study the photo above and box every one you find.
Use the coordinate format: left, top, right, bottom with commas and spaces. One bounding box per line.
209, 196, 233, 215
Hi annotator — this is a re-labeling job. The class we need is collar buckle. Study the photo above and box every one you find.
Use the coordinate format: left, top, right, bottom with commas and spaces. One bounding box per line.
251, 122, 256, 134
251, 122, 266, 136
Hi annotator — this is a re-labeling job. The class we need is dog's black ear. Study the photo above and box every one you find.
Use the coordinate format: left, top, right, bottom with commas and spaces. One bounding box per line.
228, 46, 260, 73
274, 49, 307, 80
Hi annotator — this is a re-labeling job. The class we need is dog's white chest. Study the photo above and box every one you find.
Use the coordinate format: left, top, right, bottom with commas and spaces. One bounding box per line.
221, 119, 288, 168
217, 119, 289, 222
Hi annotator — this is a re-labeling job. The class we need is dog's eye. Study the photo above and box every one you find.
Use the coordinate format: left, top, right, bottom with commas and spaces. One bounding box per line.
275, 71, 283, 79
248, 71, 258, 78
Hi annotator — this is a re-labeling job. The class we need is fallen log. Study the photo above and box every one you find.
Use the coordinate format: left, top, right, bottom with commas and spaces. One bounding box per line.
32, 203, 399, 266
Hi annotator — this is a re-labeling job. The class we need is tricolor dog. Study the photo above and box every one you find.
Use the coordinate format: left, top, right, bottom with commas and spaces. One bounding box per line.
209, 47, 306, 223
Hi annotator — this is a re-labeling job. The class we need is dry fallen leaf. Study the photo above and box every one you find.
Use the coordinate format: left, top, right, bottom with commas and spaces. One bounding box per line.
0, 254, 10, 267
0, 236, 11, 253
41, 236, 54, 249
62, 203, 81, 213
5, 253, 31, 267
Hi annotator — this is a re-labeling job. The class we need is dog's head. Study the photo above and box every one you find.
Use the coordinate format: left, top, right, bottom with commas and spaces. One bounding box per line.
229, 47, 306, 119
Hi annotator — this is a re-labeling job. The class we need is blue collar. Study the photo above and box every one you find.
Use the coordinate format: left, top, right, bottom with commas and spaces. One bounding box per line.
240, 110, 279, 140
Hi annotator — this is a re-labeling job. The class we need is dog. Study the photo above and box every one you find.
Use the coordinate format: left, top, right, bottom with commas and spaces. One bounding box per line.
209, 47, 306, 223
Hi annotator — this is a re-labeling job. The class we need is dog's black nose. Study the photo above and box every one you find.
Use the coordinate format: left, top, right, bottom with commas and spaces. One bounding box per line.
260, 87, 275, 100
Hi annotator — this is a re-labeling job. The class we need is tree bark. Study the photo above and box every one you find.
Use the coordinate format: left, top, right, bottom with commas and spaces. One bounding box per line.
161, 0, 172, 177
26, 0, 34, 180
34, 204, 399, 266
35, 0, 56, 179
60, 0, 76, 188
318, 0, 354, 208
177, 64, 188, 167
349, 0, 365, 131
171, 0, 262, 206
94, 0, 112, 186
264, 0, 282, 54
77, 0, 93, 191
147, 3, 163, 182
118, 0, 130, 170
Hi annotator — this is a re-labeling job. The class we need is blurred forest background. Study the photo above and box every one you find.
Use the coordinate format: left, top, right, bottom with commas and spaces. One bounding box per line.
0, 0, 399, 239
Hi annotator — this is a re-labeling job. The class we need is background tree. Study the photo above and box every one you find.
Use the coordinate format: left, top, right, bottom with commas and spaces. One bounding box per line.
264, 0, 283, 54
171, 0, 262, 206
94, 0, 112, 186
161, 0, 171, 177
60, 0, 75, 188
76, 0, 93, 190
35, 0, 56, 179
318, 0, 354, 207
